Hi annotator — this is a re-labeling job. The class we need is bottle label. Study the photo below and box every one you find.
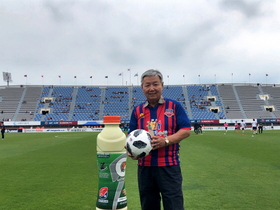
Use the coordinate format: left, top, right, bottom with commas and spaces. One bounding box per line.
96, 152, 127, 209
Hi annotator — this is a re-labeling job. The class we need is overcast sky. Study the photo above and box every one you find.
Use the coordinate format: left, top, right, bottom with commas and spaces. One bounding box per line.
1, 0, 279, 87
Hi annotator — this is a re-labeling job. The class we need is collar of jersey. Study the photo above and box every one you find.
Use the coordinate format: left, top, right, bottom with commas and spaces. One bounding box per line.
144, 96, 165, 107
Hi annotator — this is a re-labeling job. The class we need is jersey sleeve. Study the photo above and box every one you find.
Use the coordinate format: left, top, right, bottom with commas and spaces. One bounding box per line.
128, 107, 138, 134
175, 101, 191, 130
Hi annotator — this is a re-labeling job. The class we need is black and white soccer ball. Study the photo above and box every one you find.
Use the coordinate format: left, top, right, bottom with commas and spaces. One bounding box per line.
126, 129, 152, 158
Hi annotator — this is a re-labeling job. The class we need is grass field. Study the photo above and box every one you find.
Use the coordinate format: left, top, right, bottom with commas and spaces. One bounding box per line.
0, 130, 280, 210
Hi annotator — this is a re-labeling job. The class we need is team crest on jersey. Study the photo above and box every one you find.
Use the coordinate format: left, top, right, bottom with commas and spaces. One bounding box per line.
164, 109, 174, 117
139, 113, 144, 118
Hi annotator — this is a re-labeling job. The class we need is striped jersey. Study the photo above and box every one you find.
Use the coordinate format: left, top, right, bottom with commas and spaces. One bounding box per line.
129, 97, 191, 167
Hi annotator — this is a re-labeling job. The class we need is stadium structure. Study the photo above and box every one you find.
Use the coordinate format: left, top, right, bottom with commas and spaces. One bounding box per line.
0, 83, 280, 129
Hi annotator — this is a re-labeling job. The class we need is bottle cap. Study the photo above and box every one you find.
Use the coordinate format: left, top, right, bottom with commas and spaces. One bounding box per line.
103, 116, 121, 123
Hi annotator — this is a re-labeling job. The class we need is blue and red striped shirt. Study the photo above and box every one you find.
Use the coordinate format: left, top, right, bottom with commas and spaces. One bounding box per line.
129, 97, 191, 167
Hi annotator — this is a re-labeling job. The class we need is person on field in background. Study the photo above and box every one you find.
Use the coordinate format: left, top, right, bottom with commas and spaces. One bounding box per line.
127, 69, 191, 210
258, 121, 263, 134
193, 120, 201, 135
234, 121, 239, 133
199, 123, 203, 134
1, 122, 5, 140
240, 120, 246, 135
224, 122, 228, 134
251, 119, 257, 137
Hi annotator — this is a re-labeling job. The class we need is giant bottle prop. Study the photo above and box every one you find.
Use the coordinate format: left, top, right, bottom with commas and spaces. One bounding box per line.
96, 116, 127, 210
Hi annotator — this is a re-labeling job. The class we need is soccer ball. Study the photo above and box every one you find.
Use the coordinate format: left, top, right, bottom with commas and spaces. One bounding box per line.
126, 129, 153, 158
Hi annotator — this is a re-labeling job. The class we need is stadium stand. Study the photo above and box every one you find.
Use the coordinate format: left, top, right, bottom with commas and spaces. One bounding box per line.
1, 84, 280, 122
15, 86, 42, 121
103, 87, 130, 122
261, 85, 280, 118
187, 85, 221, 119
0, 87, 25, 121
71, 86, 102, 121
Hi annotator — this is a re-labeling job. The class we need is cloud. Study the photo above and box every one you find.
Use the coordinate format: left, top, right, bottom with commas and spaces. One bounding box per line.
44, 0, 75, 23
219, 0, 264, 18
0, 0, 279, 86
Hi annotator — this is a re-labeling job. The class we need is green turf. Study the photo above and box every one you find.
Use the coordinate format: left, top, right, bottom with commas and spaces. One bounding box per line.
0, 130, 280, 209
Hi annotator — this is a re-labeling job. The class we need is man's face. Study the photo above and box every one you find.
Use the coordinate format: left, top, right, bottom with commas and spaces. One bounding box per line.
141, 75, 163, 103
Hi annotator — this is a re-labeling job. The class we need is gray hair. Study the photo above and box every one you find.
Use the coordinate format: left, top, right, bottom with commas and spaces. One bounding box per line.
141, 69, 163, 84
